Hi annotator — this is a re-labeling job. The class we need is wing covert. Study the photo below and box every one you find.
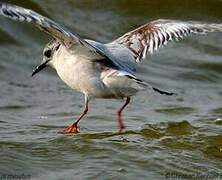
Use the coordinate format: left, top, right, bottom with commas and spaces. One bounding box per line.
110, 19, 222, 62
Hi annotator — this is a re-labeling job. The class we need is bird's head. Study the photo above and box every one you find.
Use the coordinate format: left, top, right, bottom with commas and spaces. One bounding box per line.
32, 39, 61, 76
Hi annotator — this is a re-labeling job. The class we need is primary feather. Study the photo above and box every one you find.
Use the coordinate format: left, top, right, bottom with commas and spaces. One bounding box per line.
109, 19, 222, 63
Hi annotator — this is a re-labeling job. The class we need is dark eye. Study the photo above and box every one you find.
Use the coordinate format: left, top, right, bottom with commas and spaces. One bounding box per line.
44, 49, 51, 58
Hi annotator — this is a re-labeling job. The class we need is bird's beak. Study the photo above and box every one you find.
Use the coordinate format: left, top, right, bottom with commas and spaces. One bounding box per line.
31, 60, 49, 76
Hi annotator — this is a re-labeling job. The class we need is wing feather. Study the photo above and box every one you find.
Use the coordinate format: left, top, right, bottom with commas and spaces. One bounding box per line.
0, 3, 134, 75
0, 3, 81, 47
110, 19, 222, 62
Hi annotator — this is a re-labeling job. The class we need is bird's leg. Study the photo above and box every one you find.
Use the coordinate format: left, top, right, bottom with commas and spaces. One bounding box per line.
63, 95, 89, 134
116, 97, 130, 132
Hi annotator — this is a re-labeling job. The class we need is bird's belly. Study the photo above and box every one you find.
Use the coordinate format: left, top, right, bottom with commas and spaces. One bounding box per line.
55, 60, 115, 98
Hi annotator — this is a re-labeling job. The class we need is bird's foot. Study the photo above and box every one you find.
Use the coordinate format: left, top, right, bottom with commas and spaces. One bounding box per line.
63, 124, 79, 134
118, 125, 125, 133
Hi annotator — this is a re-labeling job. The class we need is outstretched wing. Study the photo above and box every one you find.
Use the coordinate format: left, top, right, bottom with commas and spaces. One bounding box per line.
109, 19, 222, 62
0, 3, 83, 47
0, 3, 132, 73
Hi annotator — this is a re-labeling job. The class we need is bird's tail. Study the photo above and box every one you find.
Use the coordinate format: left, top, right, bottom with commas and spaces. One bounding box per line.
142, 81, 177, 96
151, 87, 176, 96
125, 74, 176, 96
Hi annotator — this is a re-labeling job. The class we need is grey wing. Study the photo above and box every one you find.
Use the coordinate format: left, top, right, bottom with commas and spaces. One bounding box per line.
0, 3, 129, 73
86, 39, 136, 75
0, 3, 82, 47
108, 19, 222, 63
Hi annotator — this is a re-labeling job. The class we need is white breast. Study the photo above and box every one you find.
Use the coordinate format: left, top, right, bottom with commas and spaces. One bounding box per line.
51, 45, 111, 97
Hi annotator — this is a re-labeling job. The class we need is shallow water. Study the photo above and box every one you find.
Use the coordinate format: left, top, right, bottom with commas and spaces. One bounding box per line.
0, 0, 222, 179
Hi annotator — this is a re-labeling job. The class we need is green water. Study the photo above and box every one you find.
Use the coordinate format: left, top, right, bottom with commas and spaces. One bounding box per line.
0, 0, 222, 179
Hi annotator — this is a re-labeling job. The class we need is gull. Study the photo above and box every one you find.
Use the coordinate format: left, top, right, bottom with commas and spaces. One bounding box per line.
0, 3, 222, 134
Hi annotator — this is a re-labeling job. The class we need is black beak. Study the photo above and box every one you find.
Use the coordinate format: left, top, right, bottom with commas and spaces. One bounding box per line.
31, 60, 49, 76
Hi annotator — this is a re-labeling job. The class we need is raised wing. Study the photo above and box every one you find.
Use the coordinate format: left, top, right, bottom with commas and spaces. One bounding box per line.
0, 3, 84, 47
110, 19, 222, 62
0, 3, 133, 74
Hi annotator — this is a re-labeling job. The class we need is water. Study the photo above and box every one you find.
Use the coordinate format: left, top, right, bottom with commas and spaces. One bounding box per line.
0, 0, 222, 179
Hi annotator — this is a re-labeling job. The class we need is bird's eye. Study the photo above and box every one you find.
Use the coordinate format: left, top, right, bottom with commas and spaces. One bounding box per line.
44, 50, 51, 58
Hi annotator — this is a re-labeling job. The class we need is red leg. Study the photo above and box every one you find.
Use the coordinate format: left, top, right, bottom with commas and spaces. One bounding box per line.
116, 97, 130, 132
63, 95, 89, 134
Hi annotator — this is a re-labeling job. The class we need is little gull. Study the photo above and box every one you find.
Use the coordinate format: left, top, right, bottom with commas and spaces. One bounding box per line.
0, 3, 222, 133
